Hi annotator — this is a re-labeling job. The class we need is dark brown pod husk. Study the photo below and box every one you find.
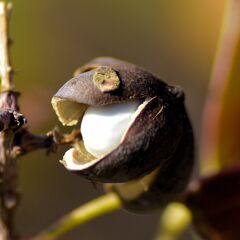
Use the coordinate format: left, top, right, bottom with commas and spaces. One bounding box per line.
106, 99, 194, 212
52, 57, 194, 208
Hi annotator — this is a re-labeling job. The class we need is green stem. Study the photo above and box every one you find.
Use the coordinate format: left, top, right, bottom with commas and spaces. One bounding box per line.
200, 0, 240, 174
32, 192, 121, 240
154, 203, 192, 240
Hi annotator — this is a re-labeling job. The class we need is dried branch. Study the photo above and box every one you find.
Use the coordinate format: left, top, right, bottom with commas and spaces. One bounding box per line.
11, 128, 81, 158
0, 2, 24, 239
0, 95, 21, 240
0, 2, 13, 92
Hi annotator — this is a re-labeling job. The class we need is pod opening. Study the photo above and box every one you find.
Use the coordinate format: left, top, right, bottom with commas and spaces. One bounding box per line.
51, 97, 87, 126
53, 98, 152, 171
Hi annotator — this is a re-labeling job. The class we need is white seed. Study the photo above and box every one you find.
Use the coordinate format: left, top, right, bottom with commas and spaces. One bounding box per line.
81, 100, 141, 158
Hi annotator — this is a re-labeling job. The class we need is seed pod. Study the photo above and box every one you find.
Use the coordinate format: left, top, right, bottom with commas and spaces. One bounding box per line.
51, 57, 194, 212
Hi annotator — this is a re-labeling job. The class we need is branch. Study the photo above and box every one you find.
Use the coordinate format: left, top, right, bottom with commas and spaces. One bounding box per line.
11, 128, 81, 158
0, 2, 22, 239
0, 2, 13, 92
31, 193, 121, 240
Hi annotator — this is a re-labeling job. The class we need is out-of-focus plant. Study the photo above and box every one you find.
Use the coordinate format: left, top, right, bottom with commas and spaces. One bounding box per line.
0, 0, 239, 240
187, 0, 240, 239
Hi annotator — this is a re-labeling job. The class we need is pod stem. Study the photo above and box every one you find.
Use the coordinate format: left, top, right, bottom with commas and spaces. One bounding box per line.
154, 203, 192, 240
31, 192, 122, 240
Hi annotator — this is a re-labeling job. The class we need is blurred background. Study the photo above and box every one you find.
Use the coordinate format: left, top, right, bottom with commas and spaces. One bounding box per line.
8, 0, 225, 239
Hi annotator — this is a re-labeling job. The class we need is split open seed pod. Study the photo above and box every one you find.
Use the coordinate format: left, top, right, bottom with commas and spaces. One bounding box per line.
51, 57, 194, 212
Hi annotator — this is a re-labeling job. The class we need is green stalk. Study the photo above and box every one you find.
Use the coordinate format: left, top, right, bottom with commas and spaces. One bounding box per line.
200, 0, 240, 174
154, 203, 192, 240
32, 192, 121, 240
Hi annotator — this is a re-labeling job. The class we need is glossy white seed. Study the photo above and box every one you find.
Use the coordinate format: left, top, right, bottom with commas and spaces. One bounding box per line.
81, 100, 141, 158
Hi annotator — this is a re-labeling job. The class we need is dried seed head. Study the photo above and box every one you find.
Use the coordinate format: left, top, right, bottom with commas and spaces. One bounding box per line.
51, 57, 194, 212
